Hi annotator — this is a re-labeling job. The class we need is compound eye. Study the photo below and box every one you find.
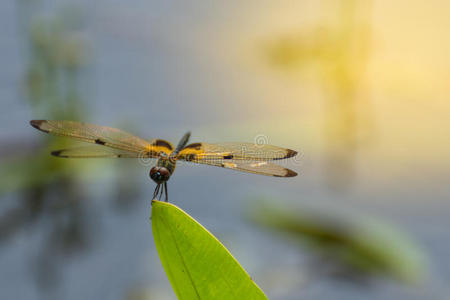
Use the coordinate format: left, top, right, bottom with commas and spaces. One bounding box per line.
150, 167, 161, 182
158, 167, 170, 179
149, 167, 170, 183
150, 167, 159, 178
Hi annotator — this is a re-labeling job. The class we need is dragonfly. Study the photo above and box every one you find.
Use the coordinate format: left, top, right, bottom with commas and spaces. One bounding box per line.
30, 120, 298, 202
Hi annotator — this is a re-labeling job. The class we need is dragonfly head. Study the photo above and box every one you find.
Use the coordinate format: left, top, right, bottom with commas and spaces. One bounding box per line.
150, 166, 171, 184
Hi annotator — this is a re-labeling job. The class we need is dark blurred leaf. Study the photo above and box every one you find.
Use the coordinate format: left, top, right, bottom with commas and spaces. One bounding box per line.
249, 200, 427, 285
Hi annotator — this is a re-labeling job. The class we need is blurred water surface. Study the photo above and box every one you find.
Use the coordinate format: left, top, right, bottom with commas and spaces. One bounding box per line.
1, 1, 449, 299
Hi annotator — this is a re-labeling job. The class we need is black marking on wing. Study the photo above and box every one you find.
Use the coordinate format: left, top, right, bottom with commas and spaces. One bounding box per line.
51, 150, 63, 157
223, 155, 233, 159
184, 154, 197, 161
183, 143, 202, 150
154, 139, 173, 150
95, 139, 106, 145
274, 169, 297, 177
273, 149, 297, 160
30, 120, 49, 133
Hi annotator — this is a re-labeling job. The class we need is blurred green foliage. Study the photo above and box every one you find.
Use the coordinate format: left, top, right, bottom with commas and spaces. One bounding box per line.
249, 200, 427, 286
0, 4, 93, 294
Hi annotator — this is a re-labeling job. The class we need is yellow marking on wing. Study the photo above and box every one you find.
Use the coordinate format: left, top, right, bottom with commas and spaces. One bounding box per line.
222, 162, 237, 168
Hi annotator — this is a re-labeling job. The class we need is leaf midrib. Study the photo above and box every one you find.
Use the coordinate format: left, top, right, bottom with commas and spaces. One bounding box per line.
160, 209, 202, 300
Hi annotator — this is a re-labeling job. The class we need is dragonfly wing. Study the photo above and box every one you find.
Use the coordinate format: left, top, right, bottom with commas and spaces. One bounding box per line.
185, 159, 297, 177
178, 142, 297, 161
51, 145, 156, 158
30, 120, 173, 157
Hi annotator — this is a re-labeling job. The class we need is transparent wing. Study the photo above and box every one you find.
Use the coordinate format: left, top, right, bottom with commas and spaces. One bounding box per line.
177, 142, 297, 161
51, 145, 157, 158
185, 159, 297, 177
30, 120, 173, 157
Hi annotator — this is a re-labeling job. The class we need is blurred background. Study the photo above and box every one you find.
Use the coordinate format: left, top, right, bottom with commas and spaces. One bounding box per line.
1, 0, 449, 299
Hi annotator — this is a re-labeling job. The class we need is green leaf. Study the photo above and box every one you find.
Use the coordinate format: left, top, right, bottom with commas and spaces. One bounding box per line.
151, 200, 267, 300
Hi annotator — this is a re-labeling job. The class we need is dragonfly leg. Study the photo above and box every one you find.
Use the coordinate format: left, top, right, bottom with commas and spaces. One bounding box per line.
159, 182, 164, 200
153, 184, 160, 199
164, 182, 168, 202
